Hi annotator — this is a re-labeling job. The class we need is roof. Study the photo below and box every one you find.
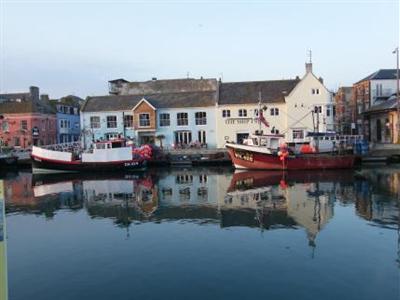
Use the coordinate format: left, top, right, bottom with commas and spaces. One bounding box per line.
356, 69, 398, 83
0, 92, 31, 102
108, 78, 129, 83
0, 100, 55, 114
120, 78, 217, 95
81, 91, 217, 112
219, 79, 300, 105
364, 96, 399, 114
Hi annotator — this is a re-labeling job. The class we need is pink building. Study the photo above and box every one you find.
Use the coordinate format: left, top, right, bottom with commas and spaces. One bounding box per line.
0, 86, 56, 148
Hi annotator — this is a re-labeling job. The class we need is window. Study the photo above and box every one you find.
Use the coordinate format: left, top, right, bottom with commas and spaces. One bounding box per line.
139, 113, 150, 127
20, 120, 28, 130
254, 109, 259, 117
90, 116, 100, 128
222, 110, 231, 118
292, 129, 304, 139
14, 137, 20, 147
314, 106, 322, 113
69, 107, 74, 115
271, 127, 279, 134
198, 130, 206, 144
312, 89, 315, 94
316, 89, 320, 94
107, 116, 117, 128
238, 109, 247, 117
177, 113, 188, 126
195, 112, 207, 125
124, 115, 133, 128
1, 121, 9, 133
270, 108, 279, 116
159, 113, 170, 127
327, 107, 331, 117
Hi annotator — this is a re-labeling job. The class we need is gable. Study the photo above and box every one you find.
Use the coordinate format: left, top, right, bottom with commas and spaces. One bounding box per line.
132, 98, 156, 112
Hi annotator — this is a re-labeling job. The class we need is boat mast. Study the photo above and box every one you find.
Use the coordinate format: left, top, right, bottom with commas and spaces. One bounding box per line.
258, 91, 262, 134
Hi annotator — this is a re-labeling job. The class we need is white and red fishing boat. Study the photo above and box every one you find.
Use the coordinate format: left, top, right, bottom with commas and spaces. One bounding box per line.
31, 138, 148, 173
226, 132, 356, 170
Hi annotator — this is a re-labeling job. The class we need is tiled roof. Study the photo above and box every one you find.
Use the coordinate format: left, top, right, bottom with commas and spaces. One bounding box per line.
218, 79, 300, 105
0, 100, 55, 114
356, 69, 398, 83
81, 91, 217, 112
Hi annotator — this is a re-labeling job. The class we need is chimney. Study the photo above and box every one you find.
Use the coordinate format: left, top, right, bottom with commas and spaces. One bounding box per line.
305, 63, 313, 74
40, 94, 49, 102
29, 86, 40, 102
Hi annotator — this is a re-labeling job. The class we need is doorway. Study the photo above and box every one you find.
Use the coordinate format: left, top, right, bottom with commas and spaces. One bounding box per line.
376, 119, 382, 142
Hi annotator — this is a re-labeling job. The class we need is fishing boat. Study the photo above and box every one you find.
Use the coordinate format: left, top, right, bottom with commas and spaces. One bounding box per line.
226, 133, 356, 170
31, 138, 147, 174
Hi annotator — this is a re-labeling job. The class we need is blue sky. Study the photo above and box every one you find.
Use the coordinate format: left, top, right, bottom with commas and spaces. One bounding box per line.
0, 0, 399, 98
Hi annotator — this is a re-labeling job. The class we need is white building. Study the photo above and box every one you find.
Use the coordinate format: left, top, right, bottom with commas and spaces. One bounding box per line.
215, 63, 334, 147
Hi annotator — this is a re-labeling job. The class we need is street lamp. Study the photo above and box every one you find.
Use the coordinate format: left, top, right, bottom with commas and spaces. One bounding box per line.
393, 47, 400, 143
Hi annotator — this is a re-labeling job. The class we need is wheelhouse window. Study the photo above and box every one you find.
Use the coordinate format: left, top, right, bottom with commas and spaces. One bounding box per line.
177, 113, 188, 126
20, 120, 28, 131
222, 110, 231, 118
124, 115, 133, 128
139, 113, 150, 127
292, 129, 304, 139
90, 116, 100, 128
238, 109, 247, 117
270, 108, 279, 116
195, 112, 207, 125
107, 116, 117, 128
159, 113, 170, 127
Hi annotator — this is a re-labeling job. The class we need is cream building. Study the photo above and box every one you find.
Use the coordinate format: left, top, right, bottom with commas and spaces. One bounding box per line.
215, 63, 334, 147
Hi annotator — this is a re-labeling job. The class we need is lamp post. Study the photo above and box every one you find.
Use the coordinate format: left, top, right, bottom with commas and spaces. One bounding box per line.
394, 47, 400, 143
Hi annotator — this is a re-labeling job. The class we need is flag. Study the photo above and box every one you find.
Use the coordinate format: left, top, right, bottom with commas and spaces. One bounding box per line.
258, 110, 269, 127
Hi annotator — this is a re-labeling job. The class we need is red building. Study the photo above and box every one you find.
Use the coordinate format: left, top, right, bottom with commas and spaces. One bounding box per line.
0, 86, 56, 148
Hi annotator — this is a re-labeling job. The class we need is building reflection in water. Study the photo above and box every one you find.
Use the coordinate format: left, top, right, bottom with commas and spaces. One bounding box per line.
2, 167, 399, 257
0, 180, 8, 300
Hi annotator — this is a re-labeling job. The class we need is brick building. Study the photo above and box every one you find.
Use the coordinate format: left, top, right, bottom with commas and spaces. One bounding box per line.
0, 86, 56, 148
334, 86, 353, 134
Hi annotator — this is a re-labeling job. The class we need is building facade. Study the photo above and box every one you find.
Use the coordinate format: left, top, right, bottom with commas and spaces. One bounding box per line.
80, 89, 218, 149
51, 96, 83, 143
81, 63, 334, 149
216, 63, 334, 147
0, 87, 56, 148
352, 69, 398, 138
334, 86, 353, 134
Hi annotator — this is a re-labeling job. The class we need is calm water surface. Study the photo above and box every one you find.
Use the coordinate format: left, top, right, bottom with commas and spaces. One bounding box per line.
1, 167, 399, 300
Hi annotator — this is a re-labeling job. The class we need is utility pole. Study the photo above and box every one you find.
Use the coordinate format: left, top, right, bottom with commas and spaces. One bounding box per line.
394, 47, 400, 143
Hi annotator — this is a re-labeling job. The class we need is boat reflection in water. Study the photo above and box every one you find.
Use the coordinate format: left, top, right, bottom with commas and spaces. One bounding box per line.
3, 167, 398, 249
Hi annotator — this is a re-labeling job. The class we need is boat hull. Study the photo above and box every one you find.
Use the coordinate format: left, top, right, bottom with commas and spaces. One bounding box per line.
0, 155, 18, 167
226, 145, 355, 170
31, 155, 146, 174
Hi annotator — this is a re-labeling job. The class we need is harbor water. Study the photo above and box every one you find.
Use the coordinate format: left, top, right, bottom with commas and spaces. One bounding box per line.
1, 166, 399, 300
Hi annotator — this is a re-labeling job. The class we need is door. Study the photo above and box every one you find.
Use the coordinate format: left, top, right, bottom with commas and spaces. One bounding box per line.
376, 119, 382, 142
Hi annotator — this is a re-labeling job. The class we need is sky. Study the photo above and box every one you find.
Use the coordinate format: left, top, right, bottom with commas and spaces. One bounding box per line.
0, 0, 399, 98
